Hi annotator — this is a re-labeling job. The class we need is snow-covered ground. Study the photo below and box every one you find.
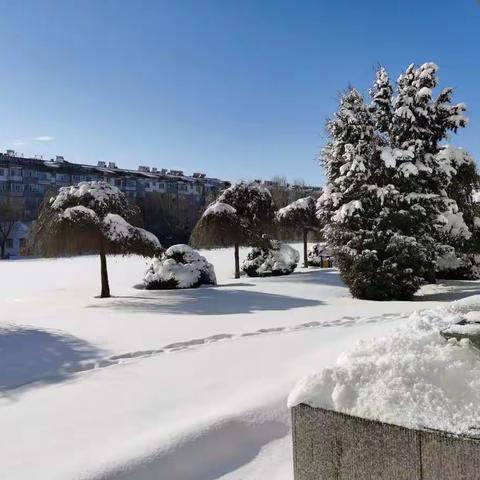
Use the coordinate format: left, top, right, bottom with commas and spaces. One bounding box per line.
1, 244, 480, 480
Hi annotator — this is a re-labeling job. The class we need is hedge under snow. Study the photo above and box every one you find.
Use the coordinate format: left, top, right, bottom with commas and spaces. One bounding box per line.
288, 295, 480, 436
242, 241, 299, 277
144, 244, 216, 289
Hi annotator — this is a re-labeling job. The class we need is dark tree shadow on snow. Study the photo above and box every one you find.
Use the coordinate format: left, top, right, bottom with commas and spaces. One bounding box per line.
0, 325, 104, 396
264, 268, 346, 288
86, 288, 323, 315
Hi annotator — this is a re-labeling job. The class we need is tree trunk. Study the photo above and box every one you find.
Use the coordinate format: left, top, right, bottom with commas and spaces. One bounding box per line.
0, 240, 5, 260
426, 265, 436, 285
303, 228, 308, 268
99, 240, 111, 298
234, 243, 240, 279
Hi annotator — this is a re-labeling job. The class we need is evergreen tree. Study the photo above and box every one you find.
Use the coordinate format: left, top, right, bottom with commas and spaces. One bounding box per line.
320, 63, 475, 300
318, 87, 428, 300
381, 63, 471, 281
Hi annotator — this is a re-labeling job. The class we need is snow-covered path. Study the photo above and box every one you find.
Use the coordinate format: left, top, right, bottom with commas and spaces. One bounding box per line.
1, 246, 479, 479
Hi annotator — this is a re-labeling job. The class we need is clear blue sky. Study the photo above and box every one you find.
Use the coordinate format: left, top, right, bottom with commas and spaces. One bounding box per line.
0, 0, 478, 185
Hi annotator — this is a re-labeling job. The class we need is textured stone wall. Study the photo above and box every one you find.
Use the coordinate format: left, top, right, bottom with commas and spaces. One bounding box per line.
291, 404, 480, 480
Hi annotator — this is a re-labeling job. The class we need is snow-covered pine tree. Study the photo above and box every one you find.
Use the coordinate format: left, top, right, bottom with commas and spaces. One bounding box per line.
277, 196, 318, 267
379, 63, 471, 282
318, 87, 428, 300
369, 66, 393, 136
36, 181, 162, 297
435, 146, 480, 278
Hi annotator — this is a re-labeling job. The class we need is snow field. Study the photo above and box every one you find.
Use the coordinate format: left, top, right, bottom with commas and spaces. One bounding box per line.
1, 244, 479, 479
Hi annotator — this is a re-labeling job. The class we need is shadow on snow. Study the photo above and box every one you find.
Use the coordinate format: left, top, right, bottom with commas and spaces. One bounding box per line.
0, 325, 104, 396
87, 288, 324, 315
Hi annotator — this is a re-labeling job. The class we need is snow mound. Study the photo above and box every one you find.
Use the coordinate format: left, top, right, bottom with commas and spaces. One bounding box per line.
307, 243, 333, 267
288, 295, 480, 435
242, 241, 299, 277
144, 244, 216, 289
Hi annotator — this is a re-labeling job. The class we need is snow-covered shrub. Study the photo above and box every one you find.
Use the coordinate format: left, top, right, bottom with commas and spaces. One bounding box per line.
307, 243, 332, 267
144, 244, 216, 289
242, 241, 299, 277
436, 246, 480, 280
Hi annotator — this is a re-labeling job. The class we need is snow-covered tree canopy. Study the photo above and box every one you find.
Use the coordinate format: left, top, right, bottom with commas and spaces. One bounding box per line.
190, 201, 243, 249
217, 182, 276, 238
317, 62, 478, 299
277, 196, 318, 231
192, 182, 276, 249
37, 181, 162, 257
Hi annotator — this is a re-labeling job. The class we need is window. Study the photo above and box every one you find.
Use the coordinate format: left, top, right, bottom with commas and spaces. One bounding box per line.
0, 182, 7, 191
0, 168, 5, 176
9, 167, 22, 177
10, 183, 24, 193
37, 172, 49, 180
19, 238, 26, 249
23, 169, 37, 178
6, 239, 13, 249
178, 184, 187, 192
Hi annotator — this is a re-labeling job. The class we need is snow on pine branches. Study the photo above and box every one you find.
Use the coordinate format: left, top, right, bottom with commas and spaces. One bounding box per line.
318, 63, 479, 300
36, 181, 162, 297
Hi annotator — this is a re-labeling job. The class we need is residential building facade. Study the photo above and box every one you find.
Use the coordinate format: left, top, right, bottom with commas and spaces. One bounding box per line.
0, 151, 229, 256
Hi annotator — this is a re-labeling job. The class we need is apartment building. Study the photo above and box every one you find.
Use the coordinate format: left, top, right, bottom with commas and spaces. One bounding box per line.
0, 151, 229, 256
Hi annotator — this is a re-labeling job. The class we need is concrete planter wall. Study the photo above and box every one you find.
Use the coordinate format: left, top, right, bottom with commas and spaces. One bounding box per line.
291, 403, 480, 480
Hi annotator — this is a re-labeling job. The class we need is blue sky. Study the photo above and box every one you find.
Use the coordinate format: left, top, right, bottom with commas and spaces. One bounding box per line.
0, 0, 478, 185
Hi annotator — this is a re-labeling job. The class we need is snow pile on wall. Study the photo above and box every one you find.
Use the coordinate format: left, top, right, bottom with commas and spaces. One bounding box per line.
288, 295, 480, 435
242, 241, 299, 277
307, 243, 333, 267
144, 244, 216, 289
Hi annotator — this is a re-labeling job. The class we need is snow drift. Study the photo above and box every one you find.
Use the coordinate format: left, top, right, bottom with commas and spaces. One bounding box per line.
288, 295, 480, 435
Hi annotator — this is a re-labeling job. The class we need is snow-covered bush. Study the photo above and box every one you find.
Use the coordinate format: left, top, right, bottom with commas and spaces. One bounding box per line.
242, 241, 299, 277
144, 244, 216, 289
436, 246, 480, 280
36, 181, 161, 298
307, 243, 332, 267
